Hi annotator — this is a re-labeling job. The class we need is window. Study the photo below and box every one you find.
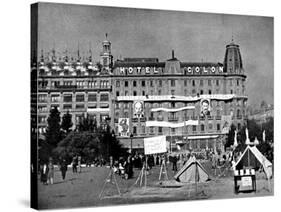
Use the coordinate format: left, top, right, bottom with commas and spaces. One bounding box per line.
171, 79, 175, 87
133, 81, 137, 87
171, 128, 175, 133
217, 110, 221, 116
116, 91, 120, 96
124, 103, 128, 109
76, 81, 84, 88
125, 91, 129, 96
115, 103, 120, 109
171, 90, 175, 96
142, 80, 145, 87
192, 125, 196, 132
88, 93, 97, 102
115, 112, 119, 119
158, 90, 161, 95
231, 90, 233, 94
142, 91, 145, 96
63, 94, 72, 102
63, 81, 72, 86
208, 80, 212, 86
217, 123, 220, 131
133, 126, 137, 134
38, 105, 48, 112
209, 90, 212, 94
125, 81, 128, 87
200, 90, 204, 95
192, 80, 195, 86
133, 91, 137, 96
192, 89, 196, 94
230, 79, 233, 86
150, 127, 154, 134
237, 79, 239, 86
76, 104, 84, 109
51, 94, 60, 102
38, 116, 47, 124
38, 81, 48, 88
100, 93, 109, 101
159, 80, 162, 87
38, 94, 47, 103
171, 102, 175, 108
216, 79, 219, 86
150, 80, 154, 87
116, 80, 120, 87
184, 80, 187, 86
63, 104, 72, 110
200, 80, 203, 86
76, 94, 84, 102
142, 125, 145, 134
201, 124, 205, 132
158, 127, 162, 133
209, 123, 213, 130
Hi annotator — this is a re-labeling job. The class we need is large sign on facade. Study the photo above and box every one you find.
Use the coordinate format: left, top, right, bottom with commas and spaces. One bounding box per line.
144, 136, 167, 155
221, 115, 232, 134
118, 118, 130, 137
200, 99, 211, 118
133, 101, 144, 118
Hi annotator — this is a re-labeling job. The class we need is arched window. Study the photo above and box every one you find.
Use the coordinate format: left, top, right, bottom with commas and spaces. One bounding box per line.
201, 124, 205, 132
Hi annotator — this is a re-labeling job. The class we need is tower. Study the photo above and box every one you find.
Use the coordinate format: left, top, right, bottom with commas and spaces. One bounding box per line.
223, 39, 243, 74
100, 33, 113, 71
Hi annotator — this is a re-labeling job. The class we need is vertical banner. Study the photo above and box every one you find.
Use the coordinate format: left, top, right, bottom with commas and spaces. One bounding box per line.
118, 118, 129, 137
144, 136, 167, 155
221, 115, 232, 134
200, 99, 211, 117
133, 101, 144, 118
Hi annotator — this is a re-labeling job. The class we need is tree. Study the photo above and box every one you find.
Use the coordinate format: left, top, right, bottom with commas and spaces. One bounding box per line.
45, 106, 61, 149
61, 111, 73, 134
78, 115, 97, 132
54, 131, 100, 163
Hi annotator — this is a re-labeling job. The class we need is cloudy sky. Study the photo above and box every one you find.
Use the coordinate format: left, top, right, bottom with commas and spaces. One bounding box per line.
37, 2, 274, 106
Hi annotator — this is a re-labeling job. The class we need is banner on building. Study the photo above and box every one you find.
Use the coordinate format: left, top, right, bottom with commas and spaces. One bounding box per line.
133, 101, 144, 118
200, 99, 211, 117
221, 115, 232, 134
144, 136, 167, 155
118, 118, 130, 137
146, 120, 198, 128
151, 105, 195, 112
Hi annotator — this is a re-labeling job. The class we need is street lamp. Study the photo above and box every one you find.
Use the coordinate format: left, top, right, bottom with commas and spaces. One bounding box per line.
130, 133, 133, 155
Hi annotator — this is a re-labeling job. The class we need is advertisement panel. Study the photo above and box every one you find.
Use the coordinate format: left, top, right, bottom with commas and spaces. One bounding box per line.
118, 118, 129, 137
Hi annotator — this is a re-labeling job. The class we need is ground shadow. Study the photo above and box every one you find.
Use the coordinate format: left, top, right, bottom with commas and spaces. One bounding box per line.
18, 199, 30, 208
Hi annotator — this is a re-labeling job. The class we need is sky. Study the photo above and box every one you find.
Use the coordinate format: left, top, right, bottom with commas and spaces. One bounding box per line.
37, 2, 274, 107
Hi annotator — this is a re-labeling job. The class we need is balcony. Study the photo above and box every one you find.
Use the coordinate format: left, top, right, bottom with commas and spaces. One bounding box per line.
237, 115, 243, 120
148, 117, 155, 121
157, 117, 164, 121
191, 116, 198, 120
168, 117, 179, 122
215, 116, 222, 120
132, 118, 139, 122
207, 115, 214, 120
183, 116, 190, 121
140, 117, 147, 122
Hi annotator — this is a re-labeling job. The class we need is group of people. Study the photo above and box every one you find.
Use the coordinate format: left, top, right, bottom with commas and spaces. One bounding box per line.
39, 157, 69, 185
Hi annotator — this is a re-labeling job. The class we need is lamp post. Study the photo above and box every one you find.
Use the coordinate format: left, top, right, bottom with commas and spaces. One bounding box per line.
130, 133, 133, 155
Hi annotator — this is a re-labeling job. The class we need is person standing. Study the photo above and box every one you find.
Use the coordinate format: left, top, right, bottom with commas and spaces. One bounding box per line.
60, 159, 68, 180
47, 158, 54, 185
78, 155, 82, 173
40, 162, 49, 185
72, 155, 77, 173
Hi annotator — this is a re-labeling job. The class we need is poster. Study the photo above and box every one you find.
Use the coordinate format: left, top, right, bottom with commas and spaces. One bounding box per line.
144, 136, 167, 155
118, 118, 129, 137
221, 115, 232, 134
200, 98, 211, 117
133, 101, 144, 118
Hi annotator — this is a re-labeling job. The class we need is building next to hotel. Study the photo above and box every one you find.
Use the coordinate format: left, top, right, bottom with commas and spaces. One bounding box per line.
35, 35, 248, 153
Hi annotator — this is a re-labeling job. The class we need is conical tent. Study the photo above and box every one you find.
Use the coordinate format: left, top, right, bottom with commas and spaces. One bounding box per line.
234, 145, 272, 179
174, 156, 209, 183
